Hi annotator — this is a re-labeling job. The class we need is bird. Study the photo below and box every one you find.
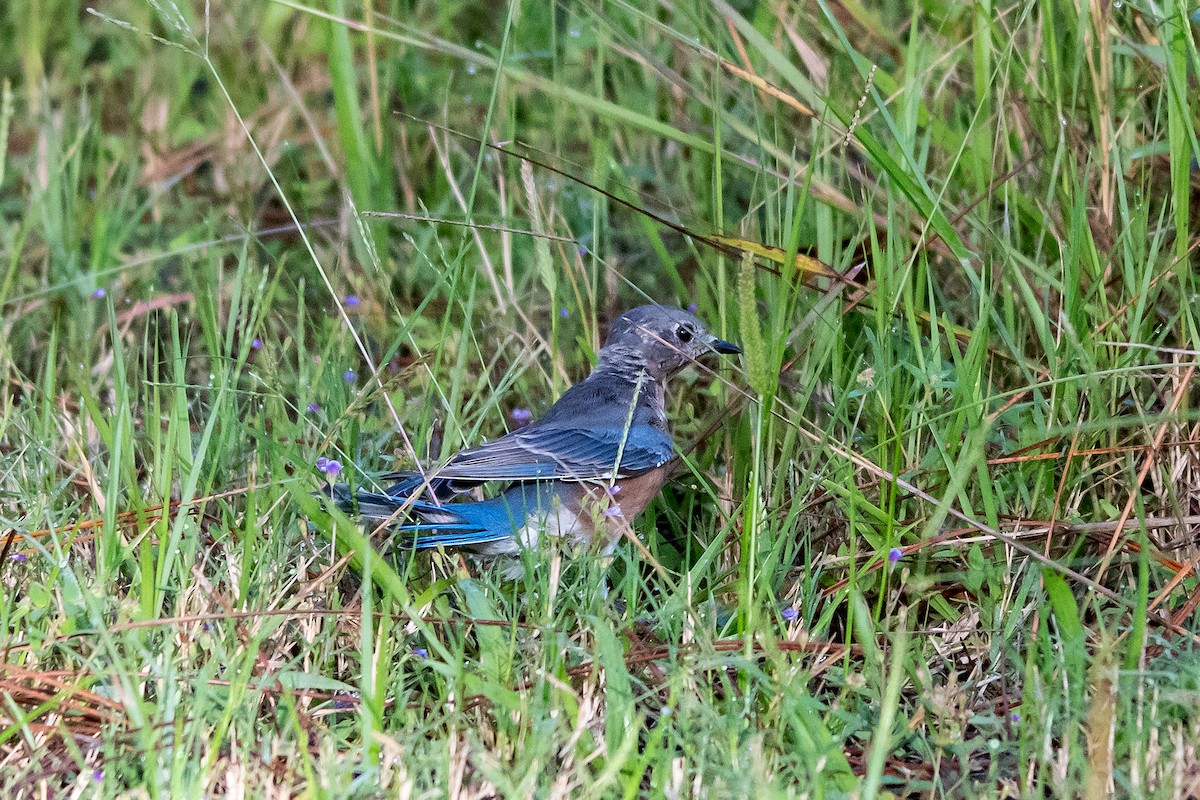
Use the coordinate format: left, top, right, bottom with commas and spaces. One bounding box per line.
328, 304, 740, 579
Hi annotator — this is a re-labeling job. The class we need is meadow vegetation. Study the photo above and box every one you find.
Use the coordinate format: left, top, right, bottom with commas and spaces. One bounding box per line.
1, 0, 1200, 796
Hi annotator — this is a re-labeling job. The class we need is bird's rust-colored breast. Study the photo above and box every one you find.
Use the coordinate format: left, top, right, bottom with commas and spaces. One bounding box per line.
577, 465, 671, 553
611, 466, 670, 520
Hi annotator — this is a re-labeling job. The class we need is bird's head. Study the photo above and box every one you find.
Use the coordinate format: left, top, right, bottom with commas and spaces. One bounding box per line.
598, 304, 741, 382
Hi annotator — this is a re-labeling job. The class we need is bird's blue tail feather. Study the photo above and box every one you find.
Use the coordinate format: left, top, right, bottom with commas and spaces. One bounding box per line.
327, 484, 513, 549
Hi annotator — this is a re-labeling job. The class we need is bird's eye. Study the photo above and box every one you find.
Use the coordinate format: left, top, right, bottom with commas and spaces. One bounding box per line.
676, 325, 694, 343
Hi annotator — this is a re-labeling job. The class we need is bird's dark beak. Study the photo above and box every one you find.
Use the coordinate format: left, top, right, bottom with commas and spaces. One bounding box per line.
711, 338, 742, 355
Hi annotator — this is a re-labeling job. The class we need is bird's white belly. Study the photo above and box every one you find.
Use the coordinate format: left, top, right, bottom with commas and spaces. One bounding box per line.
516, 500, 588, 550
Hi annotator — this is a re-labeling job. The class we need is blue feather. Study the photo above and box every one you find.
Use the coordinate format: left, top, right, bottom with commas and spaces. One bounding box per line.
331, 483, 557, 550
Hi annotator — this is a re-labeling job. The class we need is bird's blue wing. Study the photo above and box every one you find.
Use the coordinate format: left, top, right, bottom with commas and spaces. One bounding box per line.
374, 471, 462, 502
431, 423, 674, 483
378, 368, 675, 488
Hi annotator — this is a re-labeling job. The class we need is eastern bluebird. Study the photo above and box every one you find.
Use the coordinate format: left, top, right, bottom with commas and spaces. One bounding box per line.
328, 304, 740, 578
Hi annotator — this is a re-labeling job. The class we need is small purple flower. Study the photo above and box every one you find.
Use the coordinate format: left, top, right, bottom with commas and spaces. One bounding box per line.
577, 245, 588, 256
559, 307, 569, 318
250, 338, 262, 350
602, 506, 622, 518
687, 303, 697, 313
92, 770, 103, 781
888, 547, 903, 564
607, 485, 622, 495
9, 553, 27, 563
343, 369, 357, 383
333, 696, 355, 709
316, 457, 342, 477
344, 295, 361, 308
91, 288, 107, 299
1010, 711, 1020, 723
781, 607, 798, 622
412, 647, 428, 658
306, 402, 320, 414
511, 408, 533, 426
